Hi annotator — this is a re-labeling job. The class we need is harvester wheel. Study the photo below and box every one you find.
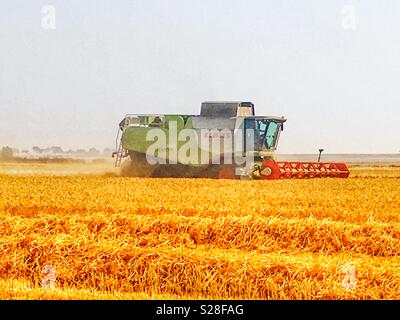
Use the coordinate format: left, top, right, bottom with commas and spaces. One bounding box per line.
260, 160, 282, 180
120, 153, 154, 177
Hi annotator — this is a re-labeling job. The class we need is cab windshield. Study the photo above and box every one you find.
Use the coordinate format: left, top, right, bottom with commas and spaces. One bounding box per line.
245, 118, 281, 150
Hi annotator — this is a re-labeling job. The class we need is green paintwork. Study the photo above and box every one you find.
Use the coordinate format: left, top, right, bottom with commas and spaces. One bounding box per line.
122, 126, 154, 154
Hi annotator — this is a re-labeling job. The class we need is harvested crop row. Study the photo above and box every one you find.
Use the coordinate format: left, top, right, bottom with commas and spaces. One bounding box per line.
1, 240, 399, 299
0, 278, 204, 300
1, 176, 399, 224
2, 212, 400, 256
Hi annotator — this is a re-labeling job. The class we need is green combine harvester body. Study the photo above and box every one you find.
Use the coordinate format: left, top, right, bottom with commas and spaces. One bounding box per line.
114, 101, 350, 179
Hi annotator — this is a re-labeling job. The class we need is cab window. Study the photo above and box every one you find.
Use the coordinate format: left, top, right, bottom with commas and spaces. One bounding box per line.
265, 122, 278, 149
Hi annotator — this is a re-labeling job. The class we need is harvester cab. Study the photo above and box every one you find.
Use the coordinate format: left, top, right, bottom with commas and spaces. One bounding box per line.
243, 116, 285, 152
194, 101, 286, 160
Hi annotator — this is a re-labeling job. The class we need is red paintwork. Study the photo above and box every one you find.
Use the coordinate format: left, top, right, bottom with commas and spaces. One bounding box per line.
261, 159, 350, 180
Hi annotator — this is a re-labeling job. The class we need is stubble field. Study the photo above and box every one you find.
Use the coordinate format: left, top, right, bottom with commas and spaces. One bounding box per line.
0, 162, 399, 299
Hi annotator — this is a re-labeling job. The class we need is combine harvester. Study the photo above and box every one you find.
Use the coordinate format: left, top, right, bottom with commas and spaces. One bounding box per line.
113, 101, 349, 179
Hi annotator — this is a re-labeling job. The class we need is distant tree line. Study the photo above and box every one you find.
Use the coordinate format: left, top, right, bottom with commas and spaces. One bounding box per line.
30, 146, 113, 156
0, 146, 14, 159
0, 146, 113, 159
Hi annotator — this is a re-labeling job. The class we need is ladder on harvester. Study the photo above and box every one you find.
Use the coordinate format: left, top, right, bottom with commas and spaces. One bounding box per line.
113, 128, 126, 168
114, 142, 124, 167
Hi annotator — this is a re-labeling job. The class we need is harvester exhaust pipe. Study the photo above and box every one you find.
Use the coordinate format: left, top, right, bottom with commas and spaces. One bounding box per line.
318, 149, 324, 162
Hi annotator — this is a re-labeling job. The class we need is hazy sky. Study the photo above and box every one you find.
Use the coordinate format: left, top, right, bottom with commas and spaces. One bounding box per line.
1, 0, 399, 153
